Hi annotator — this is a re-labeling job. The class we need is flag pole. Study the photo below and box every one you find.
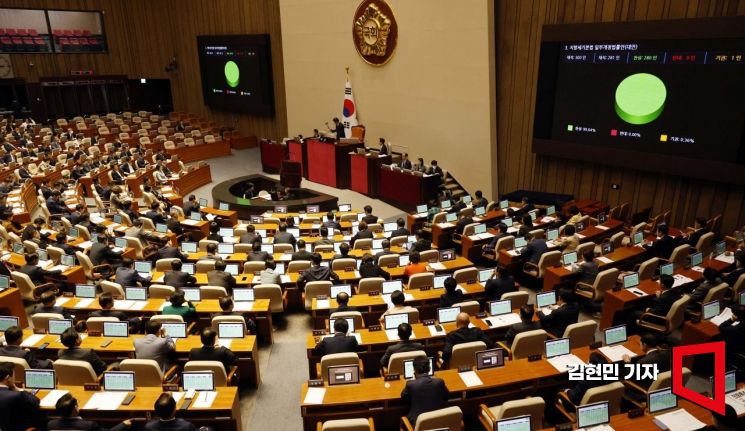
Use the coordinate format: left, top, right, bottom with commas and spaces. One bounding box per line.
345, 66, 350, 81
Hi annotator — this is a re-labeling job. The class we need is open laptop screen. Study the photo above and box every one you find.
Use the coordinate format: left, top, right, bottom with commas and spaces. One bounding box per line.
476, 348, 505, 370
0, 315, 19, 332
103, 371, 135, 391
437, 306, 460, 324
25, 370, 56, 390
327, 365, 360, 386
488, 300, 511, 316
495, 415, 531, 431
545, 338, 570, 358
577, 401, 610, 429
648, 388, 678, 414
182, 371, 215, 391
383, 313, 409, 330
603, 325, 627, 346
161, 322, 187, 338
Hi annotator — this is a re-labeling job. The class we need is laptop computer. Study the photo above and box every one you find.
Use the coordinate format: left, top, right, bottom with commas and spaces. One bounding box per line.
382, 280, 403, 295
709, 370, 737, 395
622, 273, 640, 289
690, 251, 703, 267
306, 205, 320, 214
495, 415, 531, 431
102, 371, 136, 391
327, 365, 360, 386
75, 284, 96, 298
181, 242, 198, 253
479, 269, 493, 284
384, 313, 409, 330
562, 251, 578, 266
631, 231, 644, 245
219, 203, 229, 211
473, 224, 487, 235
219, 227, 234, 238
597, 212, 608, 224
161, 322, 187, 339
338, 204, 352, 212
24, 369, 56, 391
134, 261, 152, 278
441, 200, 452, 210
702, 300, 721, 320
190, 211, 201, 221
182, 287, 201, 302
601, 241, 614, 255
514, 237, 527, 249
0, 315, 19, 332
199, 198, 208, 207
545, 337, 571, 358
114, 237, 128, 249
182, 371, 215, 391
439, 249, 455, 261
398, 255, 410, 266
475, 206, 486, 216
499, 200, 509, 209
233, 288, 255, 302
714, 241, 726, 257
445, 213, 457, 223
603, 325, 627, 346
437, 306, 460, 324
225, 263, 239, 276
217, 243, 234, 256
48, 319, 73, 335
546, 229, 559, 241
536, 291, 556, 308
577, 401, 610, 429
155, 223, 168, 234
217, 322, 245, 339
274, 206, 287, 214
488, 300, 511, 316
659, 263, 674, 276
648, 388, 678, 414
383, 222, 397, 233
103, 321, 129, 338
476, 348, 505, 370
61, 255, 75, 267
124, 287, 147, 301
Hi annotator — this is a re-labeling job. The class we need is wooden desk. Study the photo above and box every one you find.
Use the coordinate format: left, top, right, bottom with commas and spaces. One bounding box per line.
4, 252, 86, 284
378, 167, 440, 212
124, 167, 155, 198
680, 320, 720, 368
37, 386, 242, 431
202, 206, 238, 225
21, 330, 260, 387
168, 164, 212, 196
349, 152, 389, 197
542, 244, 647, 291
0, 287, 27, 327
260, 139, 286, 174
306, 139, 363, 188
166, 140, 232, 163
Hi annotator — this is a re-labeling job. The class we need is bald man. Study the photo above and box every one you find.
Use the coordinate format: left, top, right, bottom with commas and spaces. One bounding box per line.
441, 312, 494, 366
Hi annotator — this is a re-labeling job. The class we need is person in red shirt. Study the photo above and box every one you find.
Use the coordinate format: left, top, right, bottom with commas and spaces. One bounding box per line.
404, 251, 430, 280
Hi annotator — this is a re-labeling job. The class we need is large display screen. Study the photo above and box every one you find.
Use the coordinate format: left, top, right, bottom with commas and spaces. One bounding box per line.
533, 18, 745, 184
197, 34, 275, 116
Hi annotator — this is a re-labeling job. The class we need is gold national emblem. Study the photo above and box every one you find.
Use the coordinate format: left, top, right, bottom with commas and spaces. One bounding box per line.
353, 0, 397, 66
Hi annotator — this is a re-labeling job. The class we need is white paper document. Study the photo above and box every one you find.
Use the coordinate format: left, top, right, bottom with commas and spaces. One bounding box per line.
74, 298, 95, 308
652, 408, 706, 431
83, 392, 129, 410
710, 307, 733, 327
507, 250, 520, 256
171, 392, 185, 404
48, 265, 69, 272
715, 254, 735, 264
596, 225, 610, 231
316, 299, 330, 309
192, 390, 217, 408
303, 387, 326, 405
77, 241, 93, 249
55, 297, 71, 306
114, 300, 135, 310
130, 301, 148, 311
233, 302, 254, 312
598, 345, 637, 362
672, 274, 694, 288
40, 390, 69, 407
483, 313, 521, 328
596, 256, 614, 264
428, 325, 446, 336
458, 371, 483, 387
216, 338, 232, 349
280, 275, 292, 284
181, 219, 200, 226
428, 262, 446, 271
547, 354, 585, 373
21, 334, 45, 347
725, 389, 745, 416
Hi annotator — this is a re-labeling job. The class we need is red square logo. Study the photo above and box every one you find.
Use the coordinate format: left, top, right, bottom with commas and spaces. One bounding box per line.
672, 342, 726, 415
610, 129, 618, 136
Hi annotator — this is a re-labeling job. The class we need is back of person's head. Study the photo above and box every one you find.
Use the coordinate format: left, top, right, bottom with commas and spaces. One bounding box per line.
660, 274, 674, 290
333, 318, 349, 334
564, 224, 576, 236
497, 223, 508, 233
364, 205, 372, 214
657, 224, 669, 235
413, 355, 430, 375
278, 223, 287, 232
525, 232, 534, 241
336, 291, 349, 305
55, 393, 78, 417
188, 194, 196, 202
200, 327, 217, 346
219, 295, 233, 311
154, 393, 177, 420
171, 259, 182, 271
361, 253, 374, 265
98, 292, 113, 309
145, 320, 161, 335
215, 259, 227, 271
311, 253, 322, 265
409, 252, 421, 264
297, 239, 306, 250
455, 312, 470, 327
60, 327, 79, 348
640, 333, 660, 349
151, 202, 160, 211
3, 326, 22, 345
731, 304, 745, 321
416, 229, 424, 239
559, 289, 574, 304
397, 218, 405, 227
40, 290, 56, 305
496, 266, 509, 278
320, 226, 329, 237
0, 362, 13, 382
569, 205, 579, 215
265, 259, 276, 270
339, 243, 350, 255
391, 290, 405, 305
695, 217, 707, 228
252, 241, 262, 251
169, 290, 186, 306
583, 250, 595, 262
444, 276, 457, 293
122, 258, 134, 268
519, 305, 534, 322
246, 224, 255, 233
475, 190, 483, 199
24, 253, 38, 265
703, 267, 718, 282
381, 239, 390, 250
209, 222, 219, 234
327, 211, 335, 220
56, 232, 67, 243
397, 322, 412, 340
522, 214, 533, 226
358, 221, 368, 231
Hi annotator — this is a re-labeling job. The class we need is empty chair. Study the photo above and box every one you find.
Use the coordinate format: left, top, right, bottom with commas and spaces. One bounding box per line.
389, 236, 407, 247
149, 284, 175, 299
377, 254, 399, 268
522, 250, 562, 283
479, 397, 545, 431
0, 356, 29, 383
637, 295, 691, 334
668, 244, 690, 268
11, 271, 56, 302
608, 231, 625, 249
183, 362, 235, 386
253, 284, 287, 313
100, 280, 125, 297
453, 267, 478, 284
201, 285, 228, 299
498, 329, 547, 360
408, 272, 434, 290
419, 249, 439, 263
574, 268, 619, 303
353, 239, 372, 250
501, 291, 529, 308
384, 350, 426, 375
120, 359, 177, 386
318, 352, 363, 382
695, 232, 715, 256
53, 360, 98, 385
243, 261, 266, 274
304, 281, 332, 310
401, 406, 463, 431
452, 301, 479, 316
637, 258, 659, 281
332, 258, 357, 271
357, 277, 384, 294
31, 313, 64, 330
318, 418, 374, 431
86, 317, 120, 333
287, 260, 312, 273
273, 243, 293, 254
563, 320, 597, 349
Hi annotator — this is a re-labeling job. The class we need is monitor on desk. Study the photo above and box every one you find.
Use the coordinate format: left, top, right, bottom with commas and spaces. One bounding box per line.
114, 237, 128, 249
161, 322, 187, 339
601, 241, 614, 255
234, 288, 255, 302
330, 285, 352, 298
156, 223, 168, 233
415, 204, 427, 214
441, 200, 452, 210
476, 348, 505, 370
61, 255, 75, 267
199, 198, 208, 207
398, 255, 410, 267
75, 284, 96, 298
306, 205, 320, 214
488, 300, 511, 316
514, 237, 527, 249
445, 213, 457, 223
648, 388, 678, 414
575, 221, 585, 232
190, 211, 202, 221
577, 401, 610, 429
113, 214, 123, 224
562, 251, 578, 266
598, 212, 608, 224
219, 203, 229, 211
384, 313, 409, 330
462, 195, 472, 204
48, 319, 72, 335
217, 322, 245, 339
433, 275, 448, 289
383, 222, 397, 232
622, 273, 639, 289
69, 227, 79, 238
12, 243, 23, 253
328, 317, 354, 334
0, 315, 19, 332
536, 291, 556, 308
274, 206, 287, 214
38, 249, 48, 261
182, 263, 195, 275
103, 371, 135, 392
181, 242, 198, 253
473, 224, 487, 235
103, 321, 129, 338
702, 300, 721, 320
475, 206, 486, 216
382, 280, 403, 295
632, 231, 644, 245
338, 204, 351, 212
250, 215, 264, 224
218, 243, 234, 255
225, 263, 239, 276
740, 291, 745, 306
327, 365, 360, 386
437, 306, 460, 324
545, 337, 570, 358
24, 370, 56, 390
545, 206, 556, 217
372, 239, 384, 249
287, 228, 300, 238
714, 241, 726, 257
439, 249, 455, 262
0, 275, 7, 290
125, 287, 147, 301
546, 229, 559, 241
275, 262, 285, 274
690, 251, 703, 267
403, 357, 434, 380
261, 244, 274, 254
479, 269, 493, 283
495, 415, 531, 431
182, 371, 215, 391
503, 217, 513, 227
660, 263, 674, 276
134, 261, 152, 275
182, 287, 201, 302
499, 200, 508, 209
603, 325, 627, 346
219, 227, 234, 237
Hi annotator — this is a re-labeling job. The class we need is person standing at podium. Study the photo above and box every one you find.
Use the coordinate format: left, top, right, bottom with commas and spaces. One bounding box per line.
326, 117, 345, 138
377, 138, 388, 156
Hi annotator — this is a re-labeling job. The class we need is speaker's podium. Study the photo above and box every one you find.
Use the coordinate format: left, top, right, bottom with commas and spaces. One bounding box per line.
349, 150, 390, 198
280, 160, 302, 188
305, 128, 365, 189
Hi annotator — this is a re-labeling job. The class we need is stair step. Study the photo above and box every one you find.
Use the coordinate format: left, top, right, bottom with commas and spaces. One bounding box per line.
444, 183, 460, 190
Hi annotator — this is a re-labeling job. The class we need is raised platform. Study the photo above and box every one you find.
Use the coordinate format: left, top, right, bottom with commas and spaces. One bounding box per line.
211, 175, 338, 219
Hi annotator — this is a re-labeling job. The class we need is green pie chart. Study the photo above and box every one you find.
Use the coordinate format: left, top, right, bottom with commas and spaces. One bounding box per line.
614, 73, 666, 125
224, 61, 240, 88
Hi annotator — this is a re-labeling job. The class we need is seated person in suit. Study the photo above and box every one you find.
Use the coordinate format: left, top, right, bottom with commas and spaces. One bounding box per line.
379, 290, 418, 323
719, 305, 745, 367
114, 258, 151, 287
483, 222, 509, 253
50, 393, 132, 431
442, 312, 494, 365
273, 223, 297, 250
217, 296, 257, 334
207, 259, 236, 293
32, 290, 72, 319
90, 234, 124, 267
643, 224, 676, 259
472, 190, 488, 209
358, 253, 390, 280
50, 232, 76, 255
144, 393, 198, 431
144, 202, 168, 226
374, 239, 396, 264
258, 259, 281, 284
410, 230, 432, 253
632, 274, 681, 323
291, 239, 314, 261
312, 318, 359, 356
0, 326, 52, 369
404, 252, 430, 280
332, 242, 352, 261
297, 253, 340, 291
188, 327, 237, 373
90, 292, 141, 333
722, 252, 745, 287
20, 252, 63, 286
557, 224, 580, 252
332, 291, 356, 313
239, 224, 261, 244
156, 238, 187, 261
350, 221, 374, 248
182, 194, 200, 215
520, 232, 548, 265
315, 227, 335, 246
426, 159, 443, 176
380, 322, 424, 368
0, 362, 47, 431
439, 276, 465, 308
505, 305, 541, 346
58, 328, 108, 375
401, 356, 448, 426
687, 267, 722, 311
163, 259, 196, 288
454, 212, 473, 236
562, 353, 608, 407
517, 214, 534, 238
162, 290, 197, 323
684, 216, 709, 248
206, 222, 222, 242
248, 241, 270, 262
323, 211, 342, 232
361, 205, 378, 225
483, 266, 516, 303
573, 250, 599, 284
134, 320, 175, 372
538, 289, 579, 337
391, 218, 410, 238
621, 333, 671, 389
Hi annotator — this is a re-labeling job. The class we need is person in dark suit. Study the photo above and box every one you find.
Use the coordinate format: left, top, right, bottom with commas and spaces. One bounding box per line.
0, 362, 47, 431
205, 222, 222, 242
273, 223, 297, 250
643, 224, 677, 259
374, 239, 396, 264
216, 297, 257, 334
723, 252, 745, 286
390, 218, 410, 238
687, 267, 723, 311
400, 152, 413, 170
188, 328, 237, 373
323, 211, 342, 232
163, 259, 196, 288
483, 223, 509, 253
572, 250, 599, 284
291, 239, 314, 261
426, 160, 443, 176
51, 232, 77, 255
719, 305, 745, 366
538, 289, 579, 337
144, 393, 197, 431
32, 290, 72, 319
483, 266, 516, 303
358, 253, 390, 280
515, 197, 535, 219
410, 229, 432, 253
298, 253, 340, 291
0, 326, 52, 369
49, 393, 132, 431
59, 328, 108, 375
182, 195, 200, 216
361, 205, 378, 225
134, 320, 175, 372
90, 235, 123, 266
517, 214, 534, 238
156, 239, 187, 261
380, 323, 425, 368
439, 276, 465, 308
505, 305, 542, 346
206, 259, 236, 293
115, 258, 150, 287
442, 312, 494, 365
401, 356, 448, 426
377, 137, 388, 156
563, 353, 609, 406
685, 217, 709, 248
472, 190, 488, 209
247, 241, 270, 262
621, 333, 671, 388
20, 252, 62, 286
332, 242, 352, 261
90, 293, 141, 332
454, 213, 473, 236
144, 202, 168, 225
328, 117, 345, 138
239, 224, 261, 244
46, 191, 70, 215
520, 232, 548, 265
350, 221, 374, 248
312, 318, 358, 356
639, 274, 682, 318
332, 292, 356, 313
